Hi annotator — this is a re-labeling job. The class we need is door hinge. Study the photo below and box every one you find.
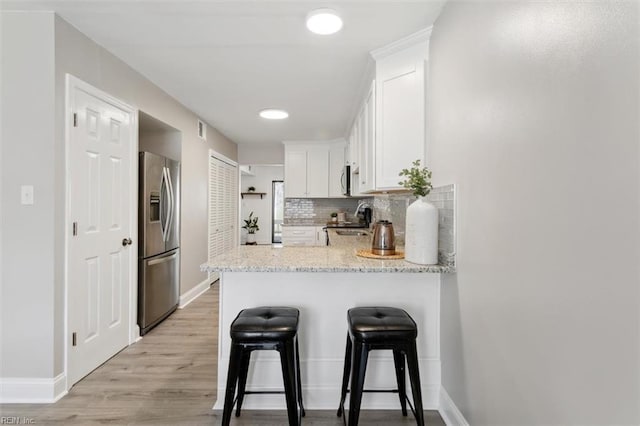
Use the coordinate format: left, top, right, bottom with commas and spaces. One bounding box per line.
72, 222, 78, 236
72, 332, 77, 347
73, 113, 78, 127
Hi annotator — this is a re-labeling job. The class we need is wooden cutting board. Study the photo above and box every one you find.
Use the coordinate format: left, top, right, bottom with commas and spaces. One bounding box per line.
356, 249, 405, 260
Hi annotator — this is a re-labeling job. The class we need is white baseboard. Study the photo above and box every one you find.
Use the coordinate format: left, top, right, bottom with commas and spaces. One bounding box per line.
0, 373, 67, 403
179, 277, 213, 308
439, 386, 469, 426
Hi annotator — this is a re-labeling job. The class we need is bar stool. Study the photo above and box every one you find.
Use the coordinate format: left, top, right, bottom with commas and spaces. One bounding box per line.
222, 307, 305, 426
337, 307, 424, 426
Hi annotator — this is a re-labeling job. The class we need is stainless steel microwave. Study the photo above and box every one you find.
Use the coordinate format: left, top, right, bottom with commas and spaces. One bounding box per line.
341, 165, 351, 196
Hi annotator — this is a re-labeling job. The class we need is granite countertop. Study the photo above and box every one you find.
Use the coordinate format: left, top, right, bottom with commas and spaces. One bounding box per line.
201, 229, 453, 273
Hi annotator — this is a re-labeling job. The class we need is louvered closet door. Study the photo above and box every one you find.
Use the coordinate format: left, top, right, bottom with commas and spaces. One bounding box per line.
221, 161, 237, 252
208, 155, 238, 268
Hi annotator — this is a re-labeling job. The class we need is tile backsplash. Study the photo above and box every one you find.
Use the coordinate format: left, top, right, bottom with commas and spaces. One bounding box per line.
283, 185, 456, 267
284, 197, 372, 224
373, 184, 456, 266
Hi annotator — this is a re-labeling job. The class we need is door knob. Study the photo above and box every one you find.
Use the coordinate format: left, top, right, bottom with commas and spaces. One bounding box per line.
122, 238, 133, 246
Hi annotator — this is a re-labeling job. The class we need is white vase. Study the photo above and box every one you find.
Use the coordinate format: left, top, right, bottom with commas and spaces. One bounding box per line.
246, 233, 256, 244
404, 196, 439, 265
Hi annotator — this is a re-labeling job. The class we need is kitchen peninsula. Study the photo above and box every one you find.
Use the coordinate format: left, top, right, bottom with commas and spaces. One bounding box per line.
202, 230, 453, 410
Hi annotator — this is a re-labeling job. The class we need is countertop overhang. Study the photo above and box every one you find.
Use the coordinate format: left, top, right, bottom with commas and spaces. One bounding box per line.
201, 229, 453, 273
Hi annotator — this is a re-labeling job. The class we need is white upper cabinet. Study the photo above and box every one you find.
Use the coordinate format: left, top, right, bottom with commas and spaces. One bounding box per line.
348, 119, 359, 171
373, 39, 428, 190
306, 146, 329, 197
284, 149, 309, 197
328, 143, 346, 197
284, 141, 345, 198
348, 28, 430, 193
358, 81, 376, 193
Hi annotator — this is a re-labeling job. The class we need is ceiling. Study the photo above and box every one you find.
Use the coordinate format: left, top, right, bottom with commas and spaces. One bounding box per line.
1, 1, 446, 145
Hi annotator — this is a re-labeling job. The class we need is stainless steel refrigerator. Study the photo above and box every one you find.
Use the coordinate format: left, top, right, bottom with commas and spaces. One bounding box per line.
138, 152, 180, 335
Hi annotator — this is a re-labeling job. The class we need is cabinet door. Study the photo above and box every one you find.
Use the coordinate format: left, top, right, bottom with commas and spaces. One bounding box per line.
360, 81, 376, 193
375, 52, 425, 190
285, 150, 308, 197
349, 124, 358, 169
306, 148, 329, 197
328, 144, 346, 197
282, 226, 317, 246
315, 226, 327, 246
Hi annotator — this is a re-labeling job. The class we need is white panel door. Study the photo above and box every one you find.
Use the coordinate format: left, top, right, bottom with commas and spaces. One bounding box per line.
68, 79, 134, 386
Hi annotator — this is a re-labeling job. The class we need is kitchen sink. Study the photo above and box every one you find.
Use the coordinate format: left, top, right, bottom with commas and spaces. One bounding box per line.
335, 230, 369, 236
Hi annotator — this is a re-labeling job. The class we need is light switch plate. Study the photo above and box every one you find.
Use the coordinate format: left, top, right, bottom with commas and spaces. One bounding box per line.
21, 185, 34, 205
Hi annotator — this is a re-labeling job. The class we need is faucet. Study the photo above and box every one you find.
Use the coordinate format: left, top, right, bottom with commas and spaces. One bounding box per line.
353, 201, 371, 217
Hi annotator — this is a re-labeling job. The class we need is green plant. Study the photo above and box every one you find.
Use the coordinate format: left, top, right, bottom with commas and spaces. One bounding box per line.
398, 159, 433, 197
247, 186, 256, 192
330, 212, 338, 218
242, 211, 260, 234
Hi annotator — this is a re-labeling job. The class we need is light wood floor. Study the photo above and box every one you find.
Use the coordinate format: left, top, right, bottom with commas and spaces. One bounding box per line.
0, 283, 445, 425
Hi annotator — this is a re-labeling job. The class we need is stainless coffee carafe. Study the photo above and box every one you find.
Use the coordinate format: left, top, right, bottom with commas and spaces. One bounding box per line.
371, 220, 396, 256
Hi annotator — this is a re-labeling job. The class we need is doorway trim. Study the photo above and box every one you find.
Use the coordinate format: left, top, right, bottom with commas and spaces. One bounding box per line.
272, 180, 284, 243
64, 74, 139, 392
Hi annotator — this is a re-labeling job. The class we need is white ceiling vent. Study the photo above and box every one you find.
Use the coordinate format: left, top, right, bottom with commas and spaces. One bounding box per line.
197, 119, 206, 140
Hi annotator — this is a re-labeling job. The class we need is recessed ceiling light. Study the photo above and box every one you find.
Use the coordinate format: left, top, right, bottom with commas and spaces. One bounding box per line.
306, 8, 343, 35
259, 109, 289, 120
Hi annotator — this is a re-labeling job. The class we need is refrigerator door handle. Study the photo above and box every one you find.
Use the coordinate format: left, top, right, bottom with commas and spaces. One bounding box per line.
147, 251, 178, 266
160, 167, 169, 242
160, 167, 172, 242
165, 166, 174, 242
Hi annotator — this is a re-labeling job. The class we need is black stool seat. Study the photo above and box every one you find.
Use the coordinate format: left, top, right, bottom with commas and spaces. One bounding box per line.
348, 307, 417, 342
222, 306, 305, 426
338, 306, 424, 426
231, 307, 299, 341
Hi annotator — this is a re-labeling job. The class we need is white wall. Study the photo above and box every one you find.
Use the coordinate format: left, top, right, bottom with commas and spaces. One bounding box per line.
1, 11, 56, 379
1, 11, 238, 385
240, 166, 284, 245
139, 112, 181, 161
429, 2, 640, 424
238, 143, 284, 164
54, 16, 238, 303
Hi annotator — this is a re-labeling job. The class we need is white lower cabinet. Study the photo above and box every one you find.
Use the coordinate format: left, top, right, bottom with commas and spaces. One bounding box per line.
282, 226, 327, 246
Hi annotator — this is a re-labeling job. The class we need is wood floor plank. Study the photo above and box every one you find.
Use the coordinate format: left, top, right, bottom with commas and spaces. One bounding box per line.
0, 282, 445, 425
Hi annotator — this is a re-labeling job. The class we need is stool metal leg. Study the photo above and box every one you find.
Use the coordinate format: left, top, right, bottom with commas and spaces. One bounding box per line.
235, 350, 252, 417
337, 334, 352, 417
393, 349, 408, 416
406, 341, 425, 426
222, 343, 242, 426
348, 341, 369, 426
295, 337, 306, 417
279, 339, 300, 426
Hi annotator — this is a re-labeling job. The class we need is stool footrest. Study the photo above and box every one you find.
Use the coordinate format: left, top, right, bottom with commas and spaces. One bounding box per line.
344, 388, 400, 394
242, 390, 285, 395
